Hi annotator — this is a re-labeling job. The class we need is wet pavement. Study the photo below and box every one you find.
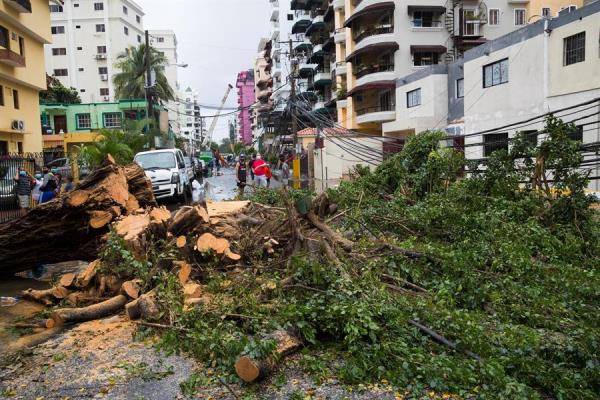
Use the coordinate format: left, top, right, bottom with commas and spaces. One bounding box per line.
204, 167, 282, 201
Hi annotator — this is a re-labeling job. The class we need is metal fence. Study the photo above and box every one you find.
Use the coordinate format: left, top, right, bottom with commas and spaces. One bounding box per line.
0, 153, 44, 223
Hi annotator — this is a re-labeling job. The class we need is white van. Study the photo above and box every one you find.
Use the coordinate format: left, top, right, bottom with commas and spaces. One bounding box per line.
134, 149, 191, 202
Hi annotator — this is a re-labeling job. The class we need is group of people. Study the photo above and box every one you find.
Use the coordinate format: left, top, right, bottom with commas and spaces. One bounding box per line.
234, 153, 291, 197
13, 166, 74, 213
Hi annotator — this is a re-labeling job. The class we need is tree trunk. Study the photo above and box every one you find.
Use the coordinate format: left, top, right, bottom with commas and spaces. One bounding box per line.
0, 157, 155, 276
46, 294, 128, 328
235, 330, 303, 383
168, 206, 210, 236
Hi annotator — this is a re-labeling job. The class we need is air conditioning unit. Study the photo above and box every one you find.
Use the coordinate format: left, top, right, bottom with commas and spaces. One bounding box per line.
95, 54, 107, 60
11, 120, 25, 131
100, 74, 108, 81
102, 96, 110, 101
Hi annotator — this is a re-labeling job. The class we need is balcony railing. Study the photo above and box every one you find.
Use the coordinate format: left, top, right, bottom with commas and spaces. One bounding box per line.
355, 103, 394, 116
4, 0, 32, 13
353, 25, 393, 44
354, 63, 394, 79
0, 48, 26, 67
411, 20, 443, 28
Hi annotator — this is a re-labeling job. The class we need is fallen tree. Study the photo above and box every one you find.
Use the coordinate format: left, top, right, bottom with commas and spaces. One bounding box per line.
0, 156, 155, 276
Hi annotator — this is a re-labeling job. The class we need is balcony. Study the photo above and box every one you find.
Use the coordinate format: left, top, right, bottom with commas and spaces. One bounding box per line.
353, 25, 394, 44
306, 14, 326, 36
335, 61, 347, 76
0, 48, 26, 67
355, 104, 396, 125
292, 11, 312, 34
334, 28, 346, 44
257, 89, 273, 102
299, 62, 318, 77
354, 64, 395, 88
294, 37, 313, 52
333, 0, 344, 10
3, 0, 32, 13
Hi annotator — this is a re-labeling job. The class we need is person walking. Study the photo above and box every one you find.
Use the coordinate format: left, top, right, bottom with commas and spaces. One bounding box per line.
252, 154, 269, 188
249, 154, 256, 181
13, 168, 33, 215
280, 155, 290, 186
40, 171, 58, 204
31, 172, 43, 207
234, 154, 249, 197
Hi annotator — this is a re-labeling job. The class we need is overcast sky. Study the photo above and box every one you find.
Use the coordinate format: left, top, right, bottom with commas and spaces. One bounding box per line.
137, 0, 271, 142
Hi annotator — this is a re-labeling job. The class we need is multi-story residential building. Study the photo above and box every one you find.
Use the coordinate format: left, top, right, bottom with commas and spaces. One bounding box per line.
44, 0, 145, 103
40, 99, 162, 153
149, 29, 180, 134
236, 69, 255, 145
252, 38, 274, 144
1, 0, 58, 154
178, 87, 202, 153
270, 0, 294, 111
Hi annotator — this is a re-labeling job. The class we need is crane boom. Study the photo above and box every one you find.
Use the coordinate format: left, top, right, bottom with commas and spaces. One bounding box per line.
204, 84, 234, 147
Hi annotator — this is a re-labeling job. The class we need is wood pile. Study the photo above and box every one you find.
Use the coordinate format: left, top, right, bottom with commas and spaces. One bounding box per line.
15, 164, 350, 383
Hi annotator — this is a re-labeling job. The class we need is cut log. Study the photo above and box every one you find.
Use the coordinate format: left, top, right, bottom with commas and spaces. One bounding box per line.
121, 280, 142, 299
206, 200, 249, 218
235, 330, 303, 383
0, 156, 155, 276
306, 211, 353, 252
168, 206, 210, 236
59, 273, 77, 288
89, 210, 114, 229
224, 248, 242, 261
196, 233, 230, 255
183, 283, 203, 299
75, 260, 100, 288
125, 299, 141, 320
176, 236, 187, 248
46, 294, 127, 328
21, 286, 70, 305
137, 291, 160, 321
177, 261, 192, 285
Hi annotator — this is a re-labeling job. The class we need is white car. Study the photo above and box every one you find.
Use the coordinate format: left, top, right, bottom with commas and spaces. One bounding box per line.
134, 149, 191, 202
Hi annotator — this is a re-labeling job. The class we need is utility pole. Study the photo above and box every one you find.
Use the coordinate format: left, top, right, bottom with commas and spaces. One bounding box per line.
145, 30, 154, 140
289, 39, 298, 152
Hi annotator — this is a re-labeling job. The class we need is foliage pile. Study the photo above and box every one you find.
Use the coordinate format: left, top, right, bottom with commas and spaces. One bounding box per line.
97, 117, 598, 398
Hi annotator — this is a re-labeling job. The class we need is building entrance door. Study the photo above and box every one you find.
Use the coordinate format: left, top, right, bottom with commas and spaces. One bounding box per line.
54, 115, 67, 134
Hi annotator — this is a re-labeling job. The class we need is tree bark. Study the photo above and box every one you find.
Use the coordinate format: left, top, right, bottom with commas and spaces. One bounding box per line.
0, 157, 155, 276
46, 294, 128, 328
234, 330, 303, 383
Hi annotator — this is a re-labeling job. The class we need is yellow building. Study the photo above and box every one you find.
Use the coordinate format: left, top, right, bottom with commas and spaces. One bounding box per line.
0, 0, 57, 154
527, 1, 586, 21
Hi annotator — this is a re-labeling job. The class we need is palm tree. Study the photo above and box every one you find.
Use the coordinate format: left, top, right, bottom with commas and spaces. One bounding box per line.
113, 44, 174, 102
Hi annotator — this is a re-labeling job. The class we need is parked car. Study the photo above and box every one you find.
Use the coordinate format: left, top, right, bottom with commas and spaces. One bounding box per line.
0, 164, 18, 208
134, 149, 191, 202
46, 158, 90, 179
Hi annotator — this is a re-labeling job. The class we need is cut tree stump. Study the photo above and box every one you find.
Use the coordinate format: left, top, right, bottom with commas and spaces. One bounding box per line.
176, 236, 187, 248
0, 156, 155, 276
168, 206, 210, 236
121, 280, 142, 299
59, 273, 77, 288
196, 233, 230, 254
183, 283, 203, 299
46, 294, 128, 328
234, 330, 303, 383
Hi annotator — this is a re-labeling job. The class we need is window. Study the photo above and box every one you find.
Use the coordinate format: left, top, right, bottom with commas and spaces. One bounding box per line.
100, 88, 109, 96
80, 89, 86, 92
98, 67, 108, 74
413, 51, 439, 66
13, 89, 19, 109
484, 133, 508, 156
103, 113, 122, 128
74, 3, 79, 7
53, 69, 68, 76
137, 35, 141, 43
136, 15, 141, 23
76, 25, 81, 29
456, 78, 464, 98
406, 88, 421, 108
569, 125, 583, 142
489, 9, 500, 26
463, 9, 478, 36
123, 5, 128, 14
18, 37, 24, 56
97, 45, 107, 54
157, 37, 165, 43
412, 11, 440, 27
483, 58, 509, 88
77, 46, 83, 50
0, 85, 4, 106
76, 114, 91, 129
49, 4, 63, 12
0, 25, 8, 48
563, 32, 585, 66
560, 5, 577, 14
51, 26, 65, 34
96, 24, 105, 33
94, 2, 104, 11
52, 48, 67, 56
514, 9, 526, 26
522, 130, 538, 147
78, 68, 84, 71
124, 26, 129, 35
541, 8, 551, 18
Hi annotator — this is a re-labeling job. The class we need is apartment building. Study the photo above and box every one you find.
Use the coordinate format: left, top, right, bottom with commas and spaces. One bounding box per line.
270, 0, 294, 111
252, 38, 274, 144
236, 69, 255, 145
178, 87, 202, 153
149, 29, 180, 134
1, 0, 58, 154
44, 0, 145, 103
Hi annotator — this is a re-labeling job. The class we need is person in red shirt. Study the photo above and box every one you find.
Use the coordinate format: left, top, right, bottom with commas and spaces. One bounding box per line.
252, 154, 269, 188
